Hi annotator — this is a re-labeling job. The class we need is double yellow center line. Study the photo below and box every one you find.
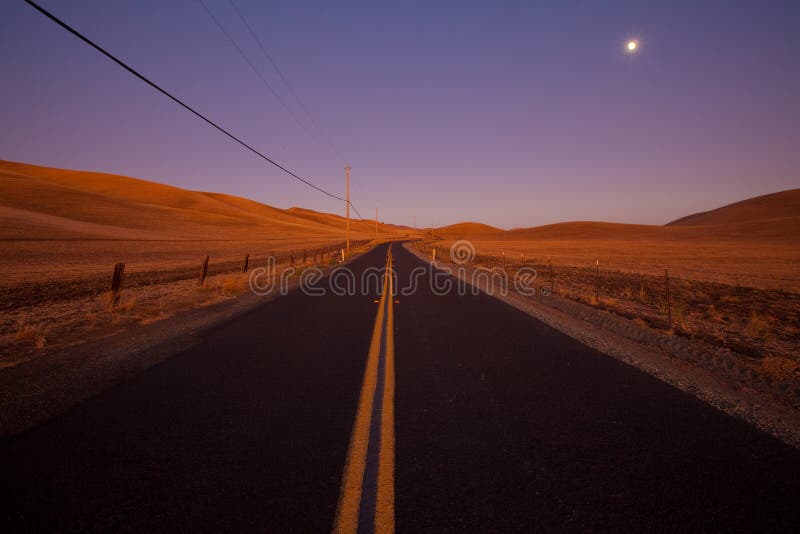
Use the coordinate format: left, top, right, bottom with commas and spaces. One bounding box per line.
334, 247, 395, 534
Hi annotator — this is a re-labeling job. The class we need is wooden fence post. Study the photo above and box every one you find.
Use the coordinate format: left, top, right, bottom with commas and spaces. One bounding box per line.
199, 255, 209, 287
303, 249, 307, 264
242, 253, 249, 273
665, 265, 672, 330
290, 250, 294, 266
110, 262, 125, 308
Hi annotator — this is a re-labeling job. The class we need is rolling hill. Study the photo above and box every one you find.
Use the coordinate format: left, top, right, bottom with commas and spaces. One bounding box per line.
433, 222, 502, 238
433, 190, 800, 244
667, 189, 800, 226
0, 160, 401, 241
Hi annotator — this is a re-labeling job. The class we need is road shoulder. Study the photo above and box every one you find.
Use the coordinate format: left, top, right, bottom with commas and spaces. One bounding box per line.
403, 243, 800, 447
0, 246, 380, 438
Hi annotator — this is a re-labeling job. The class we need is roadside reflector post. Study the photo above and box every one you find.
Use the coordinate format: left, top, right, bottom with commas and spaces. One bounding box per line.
242, 253, 249, 273
548, 256, 554, 294
341, 248, 345, 262
198, 255, 209, 287
110, 262, 125, 308
595, 259, 599, 302
303, 249, 307, 264
665, 265, 672, 331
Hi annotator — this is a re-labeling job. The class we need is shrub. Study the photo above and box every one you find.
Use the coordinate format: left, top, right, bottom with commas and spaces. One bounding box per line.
762, 356, 800, 381
16, 319, 47, 349
745, 312, 771, 339
220, 275, 248, 296
637, 285, 649, 304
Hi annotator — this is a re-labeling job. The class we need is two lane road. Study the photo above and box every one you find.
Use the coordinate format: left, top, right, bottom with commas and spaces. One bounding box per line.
2, 243, 799, 532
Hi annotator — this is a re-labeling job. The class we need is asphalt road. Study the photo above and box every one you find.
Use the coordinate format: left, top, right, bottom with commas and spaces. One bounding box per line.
2, 243, 800, 532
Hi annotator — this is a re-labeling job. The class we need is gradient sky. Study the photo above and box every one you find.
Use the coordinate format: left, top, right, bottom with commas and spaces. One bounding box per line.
2, 0, 798, 228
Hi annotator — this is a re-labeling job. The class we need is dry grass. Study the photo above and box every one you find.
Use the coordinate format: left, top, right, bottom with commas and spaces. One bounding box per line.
15, 319, 47, 349
745, 312, 772, 340
672, 300, 690, 329
217, 275, 249, 296
762, 356, 800, 381
456, 238, 800, 292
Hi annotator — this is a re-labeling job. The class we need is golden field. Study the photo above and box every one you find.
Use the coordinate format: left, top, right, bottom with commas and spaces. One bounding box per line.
431, 189, 800, 292
0, 160, 405, 285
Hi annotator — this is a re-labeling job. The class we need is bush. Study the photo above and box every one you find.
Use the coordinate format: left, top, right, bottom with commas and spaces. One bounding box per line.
745, 312, 771, 339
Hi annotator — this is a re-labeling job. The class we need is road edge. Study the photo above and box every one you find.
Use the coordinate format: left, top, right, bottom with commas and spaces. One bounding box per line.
0, 244, 385, 439
403, 243, 800, 448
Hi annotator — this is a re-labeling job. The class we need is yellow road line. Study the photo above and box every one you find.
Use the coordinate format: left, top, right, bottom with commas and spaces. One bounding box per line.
333, 248, 395, 533
375, 251, 395, 533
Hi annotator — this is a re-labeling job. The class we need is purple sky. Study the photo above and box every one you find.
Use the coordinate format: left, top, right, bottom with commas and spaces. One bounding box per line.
2, 0, 798, 228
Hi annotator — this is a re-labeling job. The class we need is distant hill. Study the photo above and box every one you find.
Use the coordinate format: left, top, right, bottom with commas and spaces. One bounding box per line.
0, 160, 399, 241
433, 189, 800, 244
434, 222, 502, 238
286, 206, 408, 234
667, 189, 800, 226
502, 221, 675, 240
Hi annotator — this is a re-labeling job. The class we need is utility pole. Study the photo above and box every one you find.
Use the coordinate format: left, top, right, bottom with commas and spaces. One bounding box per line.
345, 165, 351, 255
375, 207, 378, 242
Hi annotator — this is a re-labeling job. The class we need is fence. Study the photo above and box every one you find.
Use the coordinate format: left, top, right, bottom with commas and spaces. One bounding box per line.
0, 239, 377, 313
103, 239, 373, 306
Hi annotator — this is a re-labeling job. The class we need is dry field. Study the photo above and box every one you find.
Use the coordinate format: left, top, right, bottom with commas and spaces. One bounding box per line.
447, 238, 799, 292
0, 160, 406, 366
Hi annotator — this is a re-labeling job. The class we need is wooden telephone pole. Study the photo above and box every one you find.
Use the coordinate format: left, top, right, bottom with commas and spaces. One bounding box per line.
345, 165, 351, 255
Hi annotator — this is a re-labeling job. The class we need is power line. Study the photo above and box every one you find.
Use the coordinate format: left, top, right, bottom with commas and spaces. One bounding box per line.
198, 0, 324, 151
25, 0, 376, 228
227, 0, 346, 164
24, 0, 344, 201
197, 1, 373, 226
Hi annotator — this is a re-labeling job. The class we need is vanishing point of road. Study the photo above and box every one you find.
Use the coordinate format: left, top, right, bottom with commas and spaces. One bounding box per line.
2, 243, 799, 532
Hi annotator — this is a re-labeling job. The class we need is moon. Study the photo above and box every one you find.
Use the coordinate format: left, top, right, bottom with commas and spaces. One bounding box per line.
626, 40, 638, 52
